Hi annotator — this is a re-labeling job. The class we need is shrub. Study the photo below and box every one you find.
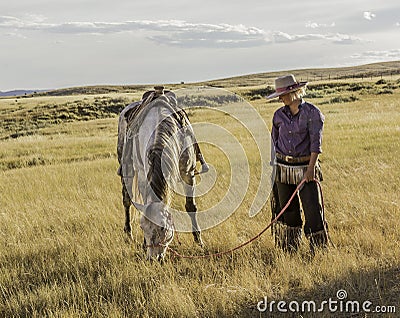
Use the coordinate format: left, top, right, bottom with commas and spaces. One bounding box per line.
305, 90, 324, 98
243, 86, 275, 99
377, 89, 393, 95
348, 83, 372, 91
249, 94, 263, 100
177, 94, 242, 107
383, 84, 398, 90
1, 97, 133, 139
321, 95, 359, 104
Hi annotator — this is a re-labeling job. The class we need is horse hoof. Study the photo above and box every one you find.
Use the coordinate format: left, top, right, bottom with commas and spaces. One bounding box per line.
193, 232, 204, 247
200, 163, 209, 174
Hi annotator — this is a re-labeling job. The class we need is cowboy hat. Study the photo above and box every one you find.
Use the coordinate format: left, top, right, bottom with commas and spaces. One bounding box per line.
266, 74, 308, 99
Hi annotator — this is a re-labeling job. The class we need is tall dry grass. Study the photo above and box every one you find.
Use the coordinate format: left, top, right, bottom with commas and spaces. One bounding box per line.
1, 78, 399, 317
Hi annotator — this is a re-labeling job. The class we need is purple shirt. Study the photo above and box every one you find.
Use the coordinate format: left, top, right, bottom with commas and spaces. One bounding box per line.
272, 100, 324, 157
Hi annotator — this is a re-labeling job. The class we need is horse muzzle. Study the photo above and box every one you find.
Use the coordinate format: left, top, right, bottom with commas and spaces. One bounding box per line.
145, 229, 174, 262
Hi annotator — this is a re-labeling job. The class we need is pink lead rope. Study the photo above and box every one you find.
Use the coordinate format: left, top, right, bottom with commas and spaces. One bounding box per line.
167, 178, 330, 259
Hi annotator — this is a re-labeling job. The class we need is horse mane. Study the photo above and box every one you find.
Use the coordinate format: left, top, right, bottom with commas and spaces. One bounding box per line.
148, 109, 181, 204
125, 94, 188, 204
136, 98, 182, 204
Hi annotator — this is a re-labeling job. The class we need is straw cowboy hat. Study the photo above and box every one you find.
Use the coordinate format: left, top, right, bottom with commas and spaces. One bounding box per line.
266, 74, 308, 99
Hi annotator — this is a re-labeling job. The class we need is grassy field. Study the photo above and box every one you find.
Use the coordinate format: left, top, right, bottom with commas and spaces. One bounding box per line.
1, 65, 400, 317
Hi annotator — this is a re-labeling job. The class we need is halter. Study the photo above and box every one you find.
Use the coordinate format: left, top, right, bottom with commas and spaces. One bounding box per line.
145, 213, 175, 249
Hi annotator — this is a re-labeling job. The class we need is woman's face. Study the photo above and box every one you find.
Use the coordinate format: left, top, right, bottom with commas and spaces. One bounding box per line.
279, 93, 291, 106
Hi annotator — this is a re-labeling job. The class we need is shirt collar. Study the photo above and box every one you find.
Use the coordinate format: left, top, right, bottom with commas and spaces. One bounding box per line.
283, 99, 305, 115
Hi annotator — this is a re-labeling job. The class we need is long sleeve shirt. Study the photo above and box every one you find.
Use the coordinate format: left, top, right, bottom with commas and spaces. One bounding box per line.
272, 100, 324, 157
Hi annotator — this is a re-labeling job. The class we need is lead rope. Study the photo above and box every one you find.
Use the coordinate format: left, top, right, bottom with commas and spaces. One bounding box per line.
167, 178, 332, 259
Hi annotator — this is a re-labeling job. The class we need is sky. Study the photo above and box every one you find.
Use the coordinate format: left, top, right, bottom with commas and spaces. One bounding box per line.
0, 0, 399, 91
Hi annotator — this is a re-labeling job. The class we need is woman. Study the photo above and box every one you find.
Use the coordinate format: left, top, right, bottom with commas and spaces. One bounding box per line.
267, 74, 328, 254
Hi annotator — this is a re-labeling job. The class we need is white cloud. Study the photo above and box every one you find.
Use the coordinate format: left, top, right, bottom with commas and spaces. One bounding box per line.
396, 22, 400, 27
23, 14, 47, 23
0, 16, 264, 35
305, 21, 336, 29
270, 31, 363, 45
2, 32, 27, 39
0, 16, 26, 28
144, 21, 268, 48
351, 49, 400, 61
329, 33, 365, 45
363, 11, 376, 20
0, 16, 268, 47
0, 15, 366, 48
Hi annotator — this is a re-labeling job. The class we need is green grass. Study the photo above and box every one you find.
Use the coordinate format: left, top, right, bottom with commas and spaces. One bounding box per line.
1, 71, 400, 317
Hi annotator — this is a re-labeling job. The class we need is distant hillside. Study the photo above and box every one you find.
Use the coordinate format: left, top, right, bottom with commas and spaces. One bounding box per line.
6, 61, 400, 97
0, 89, 48, 97
202, 60, 400, 87
42, 85, 150, 97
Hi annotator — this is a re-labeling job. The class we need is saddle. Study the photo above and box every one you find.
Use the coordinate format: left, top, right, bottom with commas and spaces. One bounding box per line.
124, 86, 188, 128
117, 86, 208, 176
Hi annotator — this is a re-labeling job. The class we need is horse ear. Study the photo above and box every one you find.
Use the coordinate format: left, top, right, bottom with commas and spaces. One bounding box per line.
132, 202, 146, 212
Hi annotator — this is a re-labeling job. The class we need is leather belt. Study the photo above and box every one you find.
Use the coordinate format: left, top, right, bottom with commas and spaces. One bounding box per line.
276, 153, 311, 163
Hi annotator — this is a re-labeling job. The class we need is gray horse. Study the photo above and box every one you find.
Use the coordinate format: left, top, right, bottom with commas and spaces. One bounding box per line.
117, 89, 204, 261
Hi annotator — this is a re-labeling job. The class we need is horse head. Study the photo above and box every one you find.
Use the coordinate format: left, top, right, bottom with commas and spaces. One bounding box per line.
133, 202, 174, 261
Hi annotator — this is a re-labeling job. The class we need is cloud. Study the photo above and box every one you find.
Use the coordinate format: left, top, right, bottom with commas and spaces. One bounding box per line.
0, 16, 27, 28
0, 15, 365, 48
270, 31, 322, 42
270, 31, 363, 45
0, 16, 268, 47
145, 21, 268, 48
2, 32, 27, 39
351, 49, 400, 61
305, 21, 336, 29
363, 11, 376, 20
329, 33, 365, 45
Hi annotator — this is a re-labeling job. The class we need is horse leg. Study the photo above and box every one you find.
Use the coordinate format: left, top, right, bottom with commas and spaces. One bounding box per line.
183, 173, 204, 246
186, 197, 203, 246
122, 180, 133, 241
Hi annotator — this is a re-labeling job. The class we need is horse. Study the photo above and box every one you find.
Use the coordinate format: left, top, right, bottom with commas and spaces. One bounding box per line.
117, 90, 203, 261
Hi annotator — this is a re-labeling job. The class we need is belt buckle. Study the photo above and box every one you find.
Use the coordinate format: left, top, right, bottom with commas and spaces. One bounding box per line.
285, 155, 294, 162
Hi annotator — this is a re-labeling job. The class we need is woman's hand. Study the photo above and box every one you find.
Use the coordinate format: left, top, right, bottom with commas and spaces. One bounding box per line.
304, 166, 315, 182
304, 152, 319, 182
